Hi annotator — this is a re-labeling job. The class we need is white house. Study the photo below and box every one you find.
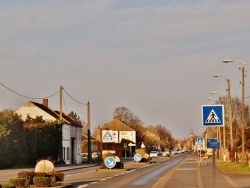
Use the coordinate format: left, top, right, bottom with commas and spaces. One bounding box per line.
15, 99, 82, 164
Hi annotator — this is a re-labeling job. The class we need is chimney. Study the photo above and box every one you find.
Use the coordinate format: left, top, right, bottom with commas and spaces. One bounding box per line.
114, 115, 121, 121
43, 99, 48, 107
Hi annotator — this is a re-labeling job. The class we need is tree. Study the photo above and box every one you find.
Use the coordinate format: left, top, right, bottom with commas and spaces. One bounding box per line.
0, 109, 26, 168
113, 106, 142, 126
0, 123, 11, 138
68, 111, 82, 124
24, 121, 63, 164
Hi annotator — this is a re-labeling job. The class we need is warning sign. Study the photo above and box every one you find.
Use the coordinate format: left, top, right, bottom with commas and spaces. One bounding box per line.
202, 105, 224, 127
102, 130, 113, 143
205, 109, 221, 123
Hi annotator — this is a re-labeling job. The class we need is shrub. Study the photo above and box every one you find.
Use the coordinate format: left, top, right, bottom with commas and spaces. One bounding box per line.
0, 183, 14, 188
9, 178, 26, 187
17, 171, 36, 186
52, 171, 64, 182
33, 177, 51, 187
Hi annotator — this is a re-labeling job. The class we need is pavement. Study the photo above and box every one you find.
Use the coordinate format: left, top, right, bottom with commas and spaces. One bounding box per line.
154, 152, 250, 188
1, 153, 250, 188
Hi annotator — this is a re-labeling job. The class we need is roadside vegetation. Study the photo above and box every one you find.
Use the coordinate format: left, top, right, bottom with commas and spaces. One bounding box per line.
216, 160, 250, 174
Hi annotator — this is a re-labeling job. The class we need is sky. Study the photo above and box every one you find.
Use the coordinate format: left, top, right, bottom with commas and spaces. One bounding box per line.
1, 0, 250, 139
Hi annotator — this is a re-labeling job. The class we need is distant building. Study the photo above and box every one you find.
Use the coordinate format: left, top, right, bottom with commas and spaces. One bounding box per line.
15, 99, 82, 164
95, 116, 136, 157
186, 128, 195, 150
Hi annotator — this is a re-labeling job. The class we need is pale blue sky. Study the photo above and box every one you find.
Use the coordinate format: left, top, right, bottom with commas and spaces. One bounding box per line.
1, 0, 250, 139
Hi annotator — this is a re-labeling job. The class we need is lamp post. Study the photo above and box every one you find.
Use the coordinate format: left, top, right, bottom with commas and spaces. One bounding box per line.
213, 74, 233, 150
223, 59, 247, 154
210, 91, 228, 161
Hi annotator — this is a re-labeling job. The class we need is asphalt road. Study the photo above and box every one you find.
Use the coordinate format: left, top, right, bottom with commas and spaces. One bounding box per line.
58, 154, 187, 188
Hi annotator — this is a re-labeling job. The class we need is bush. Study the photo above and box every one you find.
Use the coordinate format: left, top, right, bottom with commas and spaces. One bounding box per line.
9, 178, 26, 187
17, 171, 36, 186
12, 170, 64, 187
33, 177, 51, 187
0, 183, 14, 188
52, 171, 64, 182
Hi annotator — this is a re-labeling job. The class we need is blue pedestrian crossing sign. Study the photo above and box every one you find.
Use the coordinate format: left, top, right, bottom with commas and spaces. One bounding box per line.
197, 137, 203, 144
202, 105, 224, 127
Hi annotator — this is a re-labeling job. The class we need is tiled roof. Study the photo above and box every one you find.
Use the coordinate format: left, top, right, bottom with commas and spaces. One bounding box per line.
31, 101, 60, 119
26, 101, 82, 128
54, 110, 82, 128
101, 118, 135, 131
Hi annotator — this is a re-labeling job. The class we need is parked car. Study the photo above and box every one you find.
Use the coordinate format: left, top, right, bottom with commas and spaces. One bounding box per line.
149, 151, 158, 158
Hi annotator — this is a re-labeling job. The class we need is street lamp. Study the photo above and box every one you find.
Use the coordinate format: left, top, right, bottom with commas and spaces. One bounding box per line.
223, 59, 247, 153
210, 91, 228, 161
213, 74, 233, 150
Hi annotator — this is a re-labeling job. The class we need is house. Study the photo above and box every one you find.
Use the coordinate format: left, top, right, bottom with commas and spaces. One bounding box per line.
95, 116, 136, 157
15, 99, 83, 164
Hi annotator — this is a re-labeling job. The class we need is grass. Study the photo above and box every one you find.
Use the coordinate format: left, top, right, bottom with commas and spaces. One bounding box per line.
216, 160, 250, 174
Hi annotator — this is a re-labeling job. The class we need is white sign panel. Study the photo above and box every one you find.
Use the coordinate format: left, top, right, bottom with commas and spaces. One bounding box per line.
112, 131, 119, 143
119, 131, 136, 143
102, 130, 113, 143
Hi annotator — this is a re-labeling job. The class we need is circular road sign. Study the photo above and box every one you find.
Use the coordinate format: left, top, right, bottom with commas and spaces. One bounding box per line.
134, 153, 142, 162
104, 156, 116, 169
162, 152, 167, 157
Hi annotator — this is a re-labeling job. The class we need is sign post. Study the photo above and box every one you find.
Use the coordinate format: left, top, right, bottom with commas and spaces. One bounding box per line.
197, 137, 203, 164
124, 143, 127, 158
202, 105, 224, 188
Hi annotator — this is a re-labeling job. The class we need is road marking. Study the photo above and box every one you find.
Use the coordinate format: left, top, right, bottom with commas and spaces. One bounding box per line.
177, 168, 196, 171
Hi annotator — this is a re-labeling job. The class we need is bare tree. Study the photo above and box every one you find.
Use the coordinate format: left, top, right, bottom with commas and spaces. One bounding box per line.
113, 106, 142, 126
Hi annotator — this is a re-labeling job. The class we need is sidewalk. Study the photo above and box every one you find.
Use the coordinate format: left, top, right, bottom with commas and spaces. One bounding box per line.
0, 162, 100, 184
155, 152, 250, 188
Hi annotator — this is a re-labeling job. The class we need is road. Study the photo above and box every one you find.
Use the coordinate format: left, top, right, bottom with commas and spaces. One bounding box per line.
59, 153, 188, 188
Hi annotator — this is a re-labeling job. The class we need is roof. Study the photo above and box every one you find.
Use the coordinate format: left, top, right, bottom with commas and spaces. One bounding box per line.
19, 101, 82, 128
31, 101, 61, 119
54, 110, 82, 128
101, 118, 135, 131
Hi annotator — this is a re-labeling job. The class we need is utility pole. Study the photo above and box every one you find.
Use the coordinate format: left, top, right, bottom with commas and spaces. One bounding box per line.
223, 59, 247, 154
87, 101, 92, 163
222, 96, 226, 161
242, 66, 245, 154
60, 85, 63, 122
227, 79, 233, 150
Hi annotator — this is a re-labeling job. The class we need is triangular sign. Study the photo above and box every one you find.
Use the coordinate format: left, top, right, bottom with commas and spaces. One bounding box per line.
205, 109, 221, 123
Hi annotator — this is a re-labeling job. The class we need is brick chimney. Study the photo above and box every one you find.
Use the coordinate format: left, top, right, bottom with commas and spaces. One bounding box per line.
43, 99, 48, 107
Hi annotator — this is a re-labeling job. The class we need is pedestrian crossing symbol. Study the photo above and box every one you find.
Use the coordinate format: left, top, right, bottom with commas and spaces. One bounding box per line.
202, 105, 224, 127
205, 109, 221, 123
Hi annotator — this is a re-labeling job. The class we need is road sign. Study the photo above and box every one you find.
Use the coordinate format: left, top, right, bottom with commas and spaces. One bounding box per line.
207, 138, 220, 149
104, 156, 116, 169
102, 130, 113, 143
162, 152, 167, 157
197, 137, 203, 144
202, 105, 224, 127
128, 143, 136, 146
133, 153, 142, 162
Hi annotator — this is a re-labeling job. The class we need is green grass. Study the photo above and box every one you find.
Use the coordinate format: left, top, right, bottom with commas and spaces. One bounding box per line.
216, 161, 250, 174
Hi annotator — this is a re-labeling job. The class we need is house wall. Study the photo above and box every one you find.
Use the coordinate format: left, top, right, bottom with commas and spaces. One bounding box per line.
69, 126, 82, 164
62, 124, 71, 164
76, 127, 82, 163
16, 106, 56, 122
